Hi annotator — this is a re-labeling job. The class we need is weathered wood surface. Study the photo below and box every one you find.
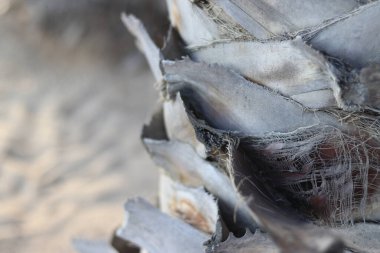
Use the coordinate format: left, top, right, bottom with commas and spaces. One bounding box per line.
191, 38, 340, 109
205, 0, 358, 39
117, 198, 209, 253
163, 59, 342, 135
310, 1, 380, 68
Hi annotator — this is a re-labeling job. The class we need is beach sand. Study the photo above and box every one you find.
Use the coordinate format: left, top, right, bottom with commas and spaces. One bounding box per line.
0, 3, 160, 252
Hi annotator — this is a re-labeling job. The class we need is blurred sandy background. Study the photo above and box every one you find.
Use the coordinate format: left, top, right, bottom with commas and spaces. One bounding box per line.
0, 1, 166, 252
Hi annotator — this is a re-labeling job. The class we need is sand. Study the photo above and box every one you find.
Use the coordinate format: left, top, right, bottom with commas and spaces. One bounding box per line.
0, 5, 159, 253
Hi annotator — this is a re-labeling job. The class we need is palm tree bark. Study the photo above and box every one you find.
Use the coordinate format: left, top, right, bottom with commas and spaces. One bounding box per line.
117, 1, 380, 253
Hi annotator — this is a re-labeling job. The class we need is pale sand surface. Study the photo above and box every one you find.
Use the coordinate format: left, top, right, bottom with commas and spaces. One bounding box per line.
0, 6, 158, 253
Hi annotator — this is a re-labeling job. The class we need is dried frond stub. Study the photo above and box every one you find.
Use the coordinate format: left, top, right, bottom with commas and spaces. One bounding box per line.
117, 198, 209, 253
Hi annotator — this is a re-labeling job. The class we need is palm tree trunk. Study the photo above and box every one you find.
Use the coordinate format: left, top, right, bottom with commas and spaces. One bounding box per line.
117, 1, 380, 252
